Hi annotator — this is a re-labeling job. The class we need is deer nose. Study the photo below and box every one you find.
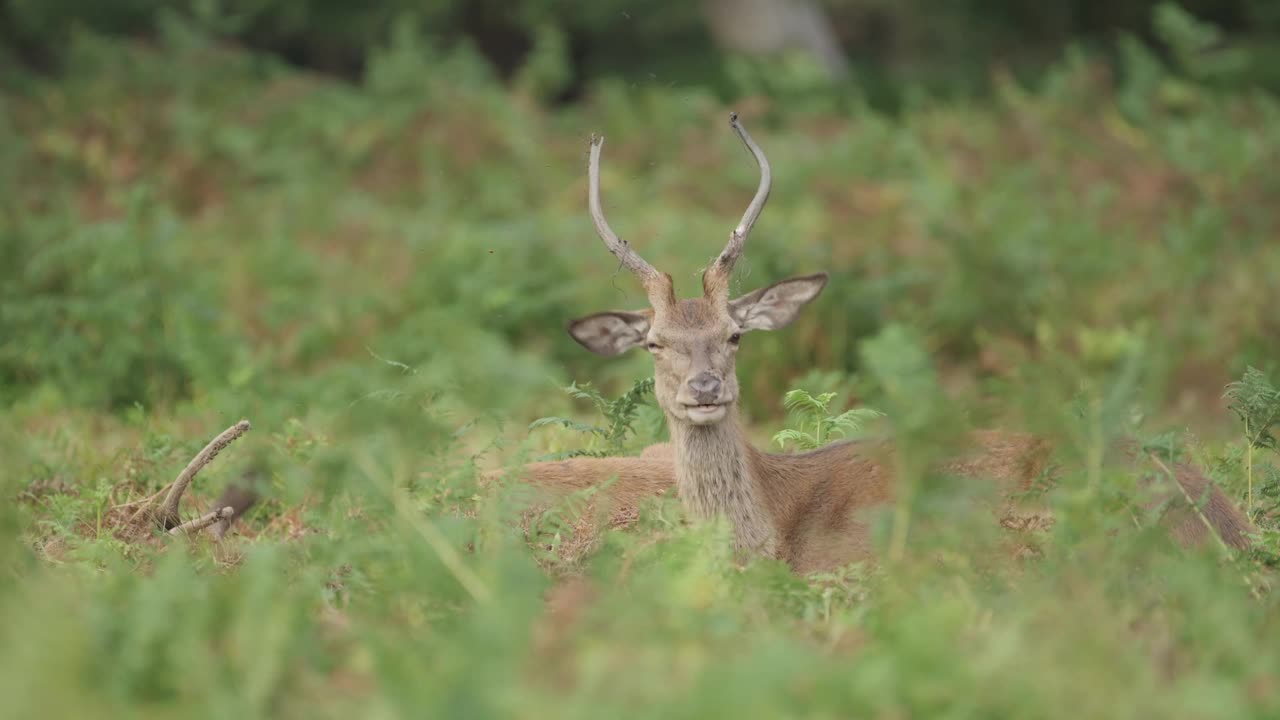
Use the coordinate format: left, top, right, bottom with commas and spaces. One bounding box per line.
687, 372, 722, 403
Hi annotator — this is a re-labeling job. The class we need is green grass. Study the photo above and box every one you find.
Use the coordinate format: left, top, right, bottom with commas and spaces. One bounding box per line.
3, 26, 1280, 719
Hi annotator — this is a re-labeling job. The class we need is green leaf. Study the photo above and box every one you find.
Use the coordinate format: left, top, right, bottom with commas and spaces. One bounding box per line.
772, 428, 815, 451
528, 417, 606, 436
828, 408, 885, 438
774, 388, 881, 452
529, 378, 657, 456
1225, 366, 1280, 453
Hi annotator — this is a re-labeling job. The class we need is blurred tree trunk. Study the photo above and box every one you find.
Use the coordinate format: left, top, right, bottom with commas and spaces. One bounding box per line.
701, 0, 849, 80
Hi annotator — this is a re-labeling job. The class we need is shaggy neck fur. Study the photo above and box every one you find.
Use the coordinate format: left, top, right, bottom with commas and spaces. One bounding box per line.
668, 410, 778, 557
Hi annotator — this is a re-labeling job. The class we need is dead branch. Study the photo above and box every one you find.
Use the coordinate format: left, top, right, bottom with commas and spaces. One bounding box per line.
168, 506, 235, 536
124, 419, 252, 531
157, 419, 251, 529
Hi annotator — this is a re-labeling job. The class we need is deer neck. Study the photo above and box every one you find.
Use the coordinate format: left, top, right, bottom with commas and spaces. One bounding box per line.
668, 409, 778, 557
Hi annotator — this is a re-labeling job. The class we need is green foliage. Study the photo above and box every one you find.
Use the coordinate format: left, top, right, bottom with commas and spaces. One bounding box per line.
857, 324, 969, 560
5, 27, 1280, 720
0, 187, 236, 408
1225, 367, 1280, 454
512, 23, 573, 102
1153, 2, 1252, 82
530, 378, 660, 458
772, 389, 882, 451
1224, 366, 1280, 517
8, 0, 1280, 109
859, 325, 947, 443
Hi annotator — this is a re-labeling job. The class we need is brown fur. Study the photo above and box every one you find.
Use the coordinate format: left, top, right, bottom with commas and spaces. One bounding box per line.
496, 426, 1253, 573
490, 456, 674, 505
542, 273, 1255, 571
1128, 449, 1255, 551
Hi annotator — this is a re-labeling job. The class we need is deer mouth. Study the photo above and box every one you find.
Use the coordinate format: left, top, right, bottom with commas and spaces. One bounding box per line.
684, 403, 728, 424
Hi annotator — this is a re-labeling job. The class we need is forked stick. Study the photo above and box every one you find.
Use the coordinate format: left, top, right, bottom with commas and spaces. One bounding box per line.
158, 419, 252, 528
168, 507, 235, 536
126, 419, 252, 530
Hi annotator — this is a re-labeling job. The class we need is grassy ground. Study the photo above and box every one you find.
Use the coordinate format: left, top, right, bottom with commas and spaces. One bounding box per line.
3, 29, 1280, 718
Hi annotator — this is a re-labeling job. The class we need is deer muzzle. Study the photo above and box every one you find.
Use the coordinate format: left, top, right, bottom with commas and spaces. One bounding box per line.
679, 372, 732, 424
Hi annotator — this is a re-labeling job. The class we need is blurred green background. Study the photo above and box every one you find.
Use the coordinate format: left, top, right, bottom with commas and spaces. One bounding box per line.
3, 2, 1280, 718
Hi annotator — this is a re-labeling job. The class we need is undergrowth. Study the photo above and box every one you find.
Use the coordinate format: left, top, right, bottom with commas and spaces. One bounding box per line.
4, 13, 1280, 720
529, 378, 660, 459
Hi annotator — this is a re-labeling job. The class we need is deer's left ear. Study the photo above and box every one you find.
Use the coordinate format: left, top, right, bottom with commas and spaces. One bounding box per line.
728, 273, 828, 331
567, 310, 653, 356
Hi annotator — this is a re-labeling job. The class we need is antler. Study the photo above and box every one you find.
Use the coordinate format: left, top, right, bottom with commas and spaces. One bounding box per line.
588, 134, 674, 307
704, 112, 772, 301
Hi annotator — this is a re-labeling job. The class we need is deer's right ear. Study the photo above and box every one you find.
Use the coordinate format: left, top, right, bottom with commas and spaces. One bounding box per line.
567, 310, 653, 356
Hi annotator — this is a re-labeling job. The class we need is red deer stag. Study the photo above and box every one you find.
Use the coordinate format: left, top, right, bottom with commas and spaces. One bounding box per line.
495, 114, 1254, 573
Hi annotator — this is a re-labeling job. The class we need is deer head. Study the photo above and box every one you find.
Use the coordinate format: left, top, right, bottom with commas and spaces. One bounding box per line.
569, 113, 828, 426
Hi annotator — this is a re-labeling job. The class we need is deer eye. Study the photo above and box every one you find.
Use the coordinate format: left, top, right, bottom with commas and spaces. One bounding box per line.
646, 341, 663, 352
728, 333, 742, 345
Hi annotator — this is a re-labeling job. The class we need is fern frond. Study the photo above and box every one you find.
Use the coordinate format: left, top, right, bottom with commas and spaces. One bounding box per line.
1225, 366, 1280, 452
564, 381, 610, 415
782, 389, 835, 415
530, 378, 658, 457
774, 388, 882, 452
828, 408, 885, 438
528, 417, 606, 436
772, 428, 815, 450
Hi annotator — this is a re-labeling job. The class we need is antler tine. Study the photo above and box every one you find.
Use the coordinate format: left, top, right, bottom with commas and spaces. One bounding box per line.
728, 112, 772, 253
705, 112, 771, 299
588, 134, 670, 298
